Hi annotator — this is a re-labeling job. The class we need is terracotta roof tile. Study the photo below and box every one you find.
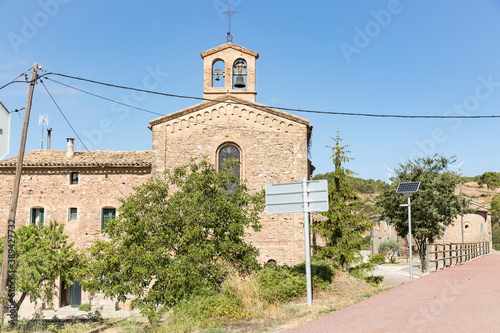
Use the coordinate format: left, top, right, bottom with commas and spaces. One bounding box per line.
0, 150, 152, 168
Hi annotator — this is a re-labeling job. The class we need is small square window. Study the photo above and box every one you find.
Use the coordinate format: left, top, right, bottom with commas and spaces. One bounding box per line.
102, 208, 116, 230
31, 207, 44, 227
70, 172, 79, 185
69, 207, 77, 221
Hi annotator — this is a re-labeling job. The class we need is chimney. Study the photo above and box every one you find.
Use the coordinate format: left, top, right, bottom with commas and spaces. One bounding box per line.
66, 138, 75, 158
47, 128, 52, 150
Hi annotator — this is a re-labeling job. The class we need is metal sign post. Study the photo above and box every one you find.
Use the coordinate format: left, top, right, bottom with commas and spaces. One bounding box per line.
266, 178, 328, 306
0, 102, 10, 160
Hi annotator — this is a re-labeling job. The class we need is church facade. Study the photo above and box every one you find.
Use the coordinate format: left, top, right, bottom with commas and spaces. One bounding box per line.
149, 42, 313, 264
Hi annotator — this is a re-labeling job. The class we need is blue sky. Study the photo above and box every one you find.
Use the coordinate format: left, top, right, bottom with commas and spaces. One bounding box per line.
1, 0, 499, 181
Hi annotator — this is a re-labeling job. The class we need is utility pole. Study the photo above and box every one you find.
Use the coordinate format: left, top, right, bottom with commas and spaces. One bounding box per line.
0, 63, 38, 325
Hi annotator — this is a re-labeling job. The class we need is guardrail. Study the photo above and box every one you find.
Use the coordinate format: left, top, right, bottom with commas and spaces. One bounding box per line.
426, 242, 490, 272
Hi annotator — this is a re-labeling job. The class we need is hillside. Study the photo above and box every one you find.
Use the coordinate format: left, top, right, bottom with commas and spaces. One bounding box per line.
312, 173, 499, 219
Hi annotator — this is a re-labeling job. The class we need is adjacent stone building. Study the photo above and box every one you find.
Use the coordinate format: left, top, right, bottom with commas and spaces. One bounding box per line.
0, 141, 151, 311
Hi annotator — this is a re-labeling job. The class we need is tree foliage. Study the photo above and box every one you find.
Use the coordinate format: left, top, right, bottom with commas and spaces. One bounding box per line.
0, 221, 78, 310
378, 239, 400, 263
313, 134, 372, 268
490, 194, 500, 225
477, 171, 500, 195
313, 173, 389, 194
77, 160, 264, 324
377, 155, 472, 272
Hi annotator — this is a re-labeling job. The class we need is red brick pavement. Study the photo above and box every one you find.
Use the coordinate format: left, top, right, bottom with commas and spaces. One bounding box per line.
287, 253, 500, 333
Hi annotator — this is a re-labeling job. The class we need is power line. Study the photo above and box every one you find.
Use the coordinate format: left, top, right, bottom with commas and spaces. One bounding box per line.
40, 79, 126, 197
39, 71, 500, 119
0, 68, 31, 91
44, 77, 307, 135
46, 77, 163, 116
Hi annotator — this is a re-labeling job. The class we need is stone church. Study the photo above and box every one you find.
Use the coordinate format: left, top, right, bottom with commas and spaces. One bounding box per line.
0, 42, 313, 311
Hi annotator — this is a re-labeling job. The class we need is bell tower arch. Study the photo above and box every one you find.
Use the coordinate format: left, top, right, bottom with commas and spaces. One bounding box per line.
201, 43, 259, 102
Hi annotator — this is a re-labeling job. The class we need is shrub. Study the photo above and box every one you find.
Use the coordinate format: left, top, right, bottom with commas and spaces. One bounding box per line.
292, 258, 337, 290
378, 239, 400, 263
165, 291, 248, 332
255, 266, 306, 303
493, 244, 500, 251
348, 262, 383, 285
78, 303, 92, 311
364, 275, 384, 285
361, 235, 371, 250
368, 253, 386, 265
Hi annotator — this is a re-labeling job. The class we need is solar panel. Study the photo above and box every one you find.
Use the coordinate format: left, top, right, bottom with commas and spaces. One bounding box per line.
396, 182, 420, 194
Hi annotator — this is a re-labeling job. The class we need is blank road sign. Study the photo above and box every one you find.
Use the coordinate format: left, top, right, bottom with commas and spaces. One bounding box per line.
266, 180, 329, 214
0, 102, 10, 160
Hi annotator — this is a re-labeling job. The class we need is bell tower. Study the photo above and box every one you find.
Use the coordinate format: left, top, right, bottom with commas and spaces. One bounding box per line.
201, 43, 259, 102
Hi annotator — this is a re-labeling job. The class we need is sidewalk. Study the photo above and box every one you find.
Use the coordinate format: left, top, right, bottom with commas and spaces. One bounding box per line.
287, 253, 500, 332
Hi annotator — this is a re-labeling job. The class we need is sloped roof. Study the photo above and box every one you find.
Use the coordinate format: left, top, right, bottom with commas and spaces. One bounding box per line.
149, 94, 310, 127
0, 150, 152, 168
200, 42, 259, 59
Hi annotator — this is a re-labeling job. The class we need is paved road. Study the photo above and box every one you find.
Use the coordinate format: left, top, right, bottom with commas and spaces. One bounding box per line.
287, 253, 500, 333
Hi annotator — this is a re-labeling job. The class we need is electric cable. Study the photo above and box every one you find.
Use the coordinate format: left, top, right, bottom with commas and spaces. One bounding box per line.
45, 77, 308, 135
39, 72, 500, 119
40, 79, 126, 197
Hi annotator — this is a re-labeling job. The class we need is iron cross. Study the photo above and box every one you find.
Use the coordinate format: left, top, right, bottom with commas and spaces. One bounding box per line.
222, 5, 238, 43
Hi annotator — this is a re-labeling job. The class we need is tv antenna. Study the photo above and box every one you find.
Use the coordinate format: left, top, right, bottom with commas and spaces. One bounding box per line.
39, 114, 49, 149
383, 164, 395, 184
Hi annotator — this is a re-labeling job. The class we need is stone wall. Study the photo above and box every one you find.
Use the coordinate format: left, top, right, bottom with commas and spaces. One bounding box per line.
0, 167, 150, 249
151, 101, 311, 265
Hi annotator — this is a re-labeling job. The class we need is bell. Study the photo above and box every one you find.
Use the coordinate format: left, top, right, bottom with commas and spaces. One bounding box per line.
234, 75, 245, 88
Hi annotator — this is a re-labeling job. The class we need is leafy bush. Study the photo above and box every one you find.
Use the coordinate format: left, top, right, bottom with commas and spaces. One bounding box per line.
165, 291, 248, 332
78, 303, 91, 311
493, 244, 500, 251
349, 262, 383, 285
364, 275, 384, 285
368, 253, 386, 265
378, 239, 400, 263
361, 236, 371, 250
255, 266, 306, 303
292, 258, 337, 289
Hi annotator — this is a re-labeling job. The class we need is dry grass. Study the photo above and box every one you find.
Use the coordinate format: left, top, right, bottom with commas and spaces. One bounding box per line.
223, 271, 383, 333
100, 271, 387, 333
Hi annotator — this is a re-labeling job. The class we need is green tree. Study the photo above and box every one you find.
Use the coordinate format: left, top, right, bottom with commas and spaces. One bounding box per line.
313, 134, 372, 268
377, 155, 471, 272
490, 194, 500, 224
478, 172, 500, 196
378, 239, 400, 263
0, 221, 78, 311
77, 160, 264, 324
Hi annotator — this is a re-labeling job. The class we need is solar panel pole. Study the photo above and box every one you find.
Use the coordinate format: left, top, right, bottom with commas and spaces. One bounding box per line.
397, 182, 420, 282
407, 195, 413, 281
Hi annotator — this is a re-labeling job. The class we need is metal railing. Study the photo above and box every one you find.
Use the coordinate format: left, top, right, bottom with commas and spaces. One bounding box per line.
426, 242, 490, 272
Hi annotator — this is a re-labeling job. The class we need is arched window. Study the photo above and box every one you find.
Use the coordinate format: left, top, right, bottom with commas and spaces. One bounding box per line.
218, 143, 241, 193
218, 143, 241, 179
